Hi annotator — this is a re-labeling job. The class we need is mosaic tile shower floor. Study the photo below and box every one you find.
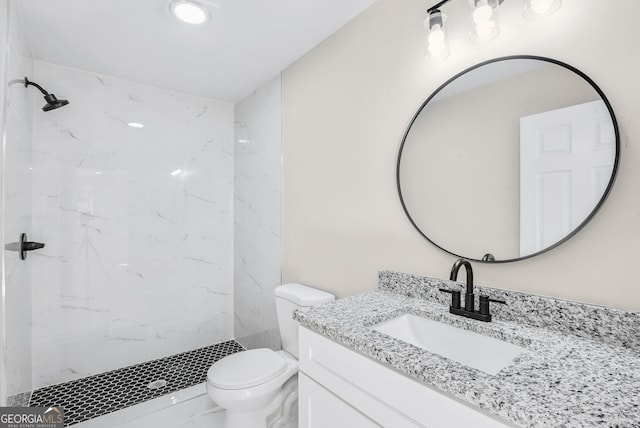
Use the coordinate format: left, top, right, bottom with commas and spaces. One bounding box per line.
27, 340, 244, 427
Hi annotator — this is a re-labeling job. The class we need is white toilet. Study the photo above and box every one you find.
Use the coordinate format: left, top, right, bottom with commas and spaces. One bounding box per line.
206, 283, 335, 428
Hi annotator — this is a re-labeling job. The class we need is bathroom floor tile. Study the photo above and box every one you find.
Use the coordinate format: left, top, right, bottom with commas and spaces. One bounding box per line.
28, 340, 244, 427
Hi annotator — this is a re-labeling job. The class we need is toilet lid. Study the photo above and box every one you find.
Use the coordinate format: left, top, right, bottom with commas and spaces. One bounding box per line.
207, 348, 287, 390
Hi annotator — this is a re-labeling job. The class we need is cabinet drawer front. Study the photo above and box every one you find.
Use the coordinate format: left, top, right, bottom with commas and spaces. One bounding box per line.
299, 372, 381, 428
299, 327, 513, 428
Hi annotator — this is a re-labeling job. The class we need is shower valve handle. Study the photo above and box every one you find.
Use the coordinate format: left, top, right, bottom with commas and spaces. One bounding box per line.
23, 241, 45, 251
4, 233, 46, 260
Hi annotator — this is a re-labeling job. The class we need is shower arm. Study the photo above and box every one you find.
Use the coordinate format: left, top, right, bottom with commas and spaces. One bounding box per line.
24, 77, 49, 96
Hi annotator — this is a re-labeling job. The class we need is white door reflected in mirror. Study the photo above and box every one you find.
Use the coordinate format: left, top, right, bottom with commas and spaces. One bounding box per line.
519, 100, 616, 256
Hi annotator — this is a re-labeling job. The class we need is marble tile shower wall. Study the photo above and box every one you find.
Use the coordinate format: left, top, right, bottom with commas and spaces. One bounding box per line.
29, 61, 235, 389
233, 75, 282, 350
2, 0, 35, 397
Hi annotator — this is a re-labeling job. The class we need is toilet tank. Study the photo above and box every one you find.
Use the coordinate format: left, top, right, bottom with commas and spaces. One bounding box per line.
275, 283, 334, 358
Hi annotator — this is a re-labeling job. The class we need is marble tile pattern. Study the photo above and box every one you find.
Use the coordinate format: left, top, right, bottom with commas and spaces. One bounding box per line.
29, 61, 234, 389
379, 270, 640, 352
2, 0, 35, 398
233, 74, 282, 350
294, 290, 640, 426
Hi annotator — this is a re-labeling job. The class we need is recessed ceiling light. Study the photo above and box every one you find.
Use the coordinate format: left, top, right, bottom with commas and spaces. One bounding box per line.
170, 1, 209, 25
127, 122, 145, 128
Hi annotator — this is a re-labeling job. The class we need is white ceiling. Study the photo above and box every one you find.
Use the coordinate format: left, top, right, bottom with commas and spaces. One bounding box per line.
17, 0, 377, 102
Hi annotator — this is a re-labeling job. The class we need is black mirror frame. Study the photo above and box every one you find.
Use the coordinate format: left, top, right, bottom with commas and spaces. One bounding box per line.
396, 55, 620, 263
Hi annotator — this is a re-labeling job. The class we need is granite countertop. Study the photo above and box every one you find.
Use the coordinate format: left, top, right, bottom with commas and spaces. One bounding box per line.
294, 288, 640, 427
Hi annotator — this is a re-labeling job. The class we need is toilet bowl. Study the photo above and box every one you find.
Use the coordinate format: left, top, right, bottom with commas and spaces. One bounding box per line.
207, 349, 298, 427
206, 283, 334, 428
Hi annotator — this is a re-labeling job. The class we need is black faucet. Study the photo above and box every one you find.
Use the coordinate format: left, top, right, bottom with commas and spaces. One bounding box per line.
450, 258, 475, 312
439, 258, 505, 322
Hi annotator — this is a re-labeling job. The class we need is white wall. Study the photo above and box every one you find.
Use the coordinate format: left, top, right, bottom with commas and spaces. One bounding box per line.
30, 61, 234, 388
1, 0, 35, 397
234, 75, 282, 350
282, 0, 640, 310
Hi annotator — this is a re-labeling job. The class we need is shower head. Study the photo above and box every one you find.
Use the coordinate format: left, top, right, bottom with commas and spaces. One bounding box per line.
42, 93, 69, 111
24, 77, 70, 112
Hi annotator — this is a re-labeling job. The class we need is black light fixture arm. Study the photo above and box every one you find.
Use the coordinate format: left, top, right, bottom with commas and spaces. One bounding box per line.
427, 0, 452, 13
427, 0, 504, 14
24, 77, 49, 96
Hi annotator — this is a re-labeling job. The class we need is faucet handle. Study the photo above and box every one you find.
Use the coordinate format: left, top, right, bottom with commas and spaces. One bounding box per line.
438, 288, 461, 309
479, 295, 506, 316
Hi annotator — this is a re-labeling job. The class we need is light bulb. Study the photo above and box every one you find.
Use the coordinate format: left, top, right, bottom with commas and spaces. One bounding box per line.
428, 27, 445, 44
425, 10, 449, 59
530, 0, 553, 13
470, 0, 501, 42
473, 4, 493, 24
523, 0, 562, 19
427, 26, 448, 58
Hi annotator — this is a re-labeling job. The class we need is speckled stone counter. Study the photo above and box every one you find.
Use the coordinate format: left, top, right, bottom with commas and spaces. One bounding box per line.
294, 272, 640, 427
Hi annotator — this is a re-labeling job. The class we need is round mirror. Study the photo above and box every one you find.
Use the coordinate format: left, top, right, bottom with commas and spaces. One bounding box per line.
397, 56, 619, 263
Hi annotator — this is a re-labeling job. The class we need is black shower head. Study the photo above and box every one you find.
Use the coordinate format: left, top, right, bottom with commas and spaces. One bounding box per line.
42, 93, 69, 111
24, 77, 70, 112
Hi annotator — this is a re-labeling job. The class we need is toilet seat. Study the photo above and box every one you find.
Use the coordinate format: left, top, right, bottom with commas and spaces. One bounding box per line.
207, 348, 287, 390
207, 350, 299, 415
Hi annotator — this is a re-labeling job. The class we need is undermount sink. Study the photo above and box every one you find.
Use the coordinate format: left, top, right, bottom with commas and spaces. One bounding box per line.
371, 314, 525, 375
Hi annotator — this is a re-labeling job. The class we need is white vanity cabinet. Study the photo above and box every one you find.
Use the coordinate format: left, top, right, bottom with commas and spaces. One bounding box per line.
298, 327, 514, 428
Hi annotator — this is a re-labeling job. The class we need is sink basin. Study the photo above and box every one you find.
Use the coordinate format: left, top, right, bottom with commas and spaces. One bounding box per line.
371, 314, 525, 375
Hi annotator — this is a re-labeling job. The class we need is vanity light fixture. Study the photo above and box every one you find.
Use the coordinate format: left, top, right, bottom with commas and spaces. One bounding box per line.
425, 0, 561, 59
523, 0, 562, 19
170, 0, 209, 25
426, 9, 450, 59
470, 0, 503, 43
